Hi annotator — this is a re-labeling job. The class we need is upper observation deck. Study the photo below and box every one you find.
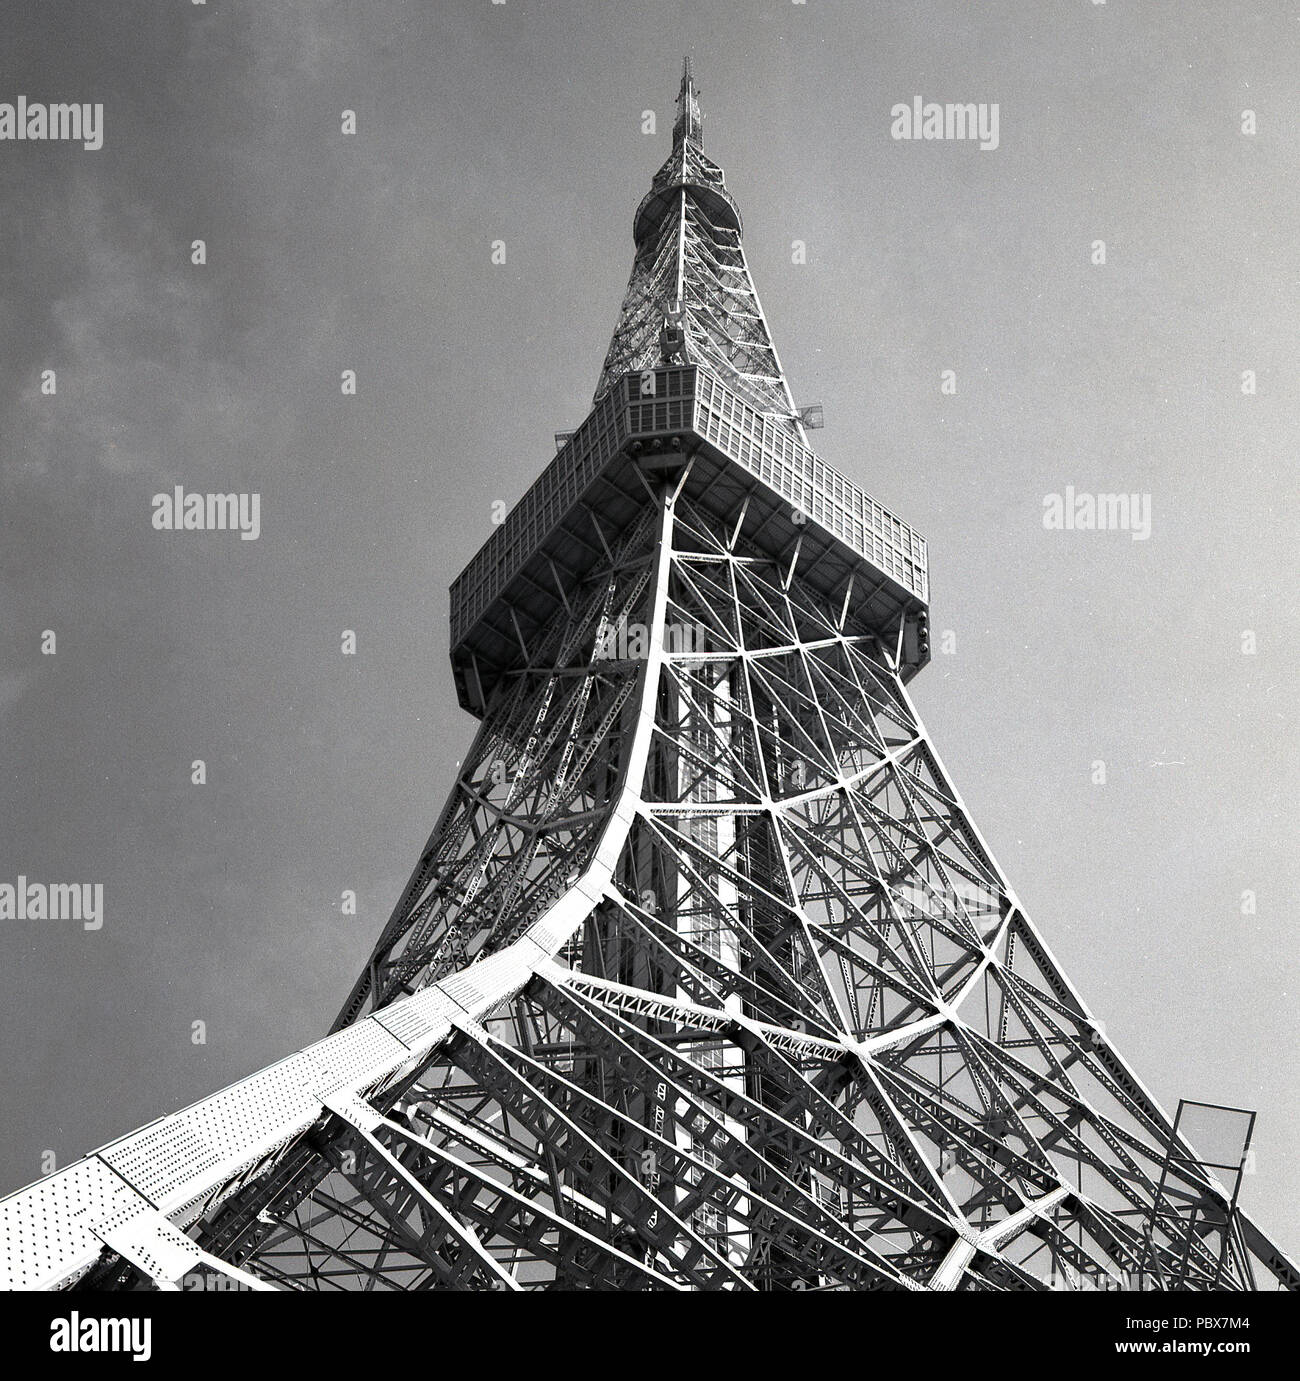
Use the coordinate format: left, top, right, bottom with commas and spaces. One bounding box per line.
449, 363, 929, 716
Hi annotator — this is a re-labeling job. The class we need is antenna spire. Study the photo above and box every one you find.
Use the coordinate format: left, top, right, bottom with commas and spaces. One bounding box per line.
674, 55, 702, 148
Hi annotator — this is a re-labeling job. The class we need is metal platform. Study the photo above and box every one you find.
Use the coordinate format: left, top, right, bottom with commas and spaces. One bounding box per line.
450, 363, 929, 714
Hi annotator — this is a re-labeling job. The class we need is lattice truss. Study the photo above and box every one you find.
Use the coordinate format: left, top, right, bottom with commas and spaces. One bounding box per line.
147, 488, 1287, 1293
594, 99, 800, 427
17, 62, 1290, 1299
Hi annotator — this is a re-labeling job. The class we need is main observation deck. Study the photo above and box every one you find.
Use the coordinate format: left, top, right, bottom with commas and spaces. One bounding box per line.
449, 363, 929, 715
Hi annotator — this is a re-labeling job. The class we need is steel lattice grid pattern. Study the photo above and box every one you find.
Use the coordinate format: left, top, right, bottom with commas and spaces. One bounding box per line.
174, 491, 1293, 1292
1, 61, 1293, 1296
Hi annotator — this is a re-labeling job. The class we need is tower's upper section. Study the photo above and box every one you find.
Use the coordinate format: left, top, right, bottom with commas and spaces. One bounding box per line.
595, 59, 800, 432
449, 63, 929, 716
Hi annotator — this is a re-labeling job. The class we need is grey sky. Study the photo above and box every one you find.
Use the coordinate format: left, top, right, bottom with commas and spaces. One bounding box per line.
1, 1, 1296, 1252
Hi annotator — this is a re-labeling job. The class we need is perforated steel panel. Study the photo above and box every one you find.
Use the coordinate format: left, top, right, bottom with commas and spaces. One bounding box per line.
371, 990, 458, 1048
524, 920, 566, 954
310, 1017, 413, 1091
322, 1090, 382, 1135
460, 948, 535, 1005
97, 1018, 410, 1219
96, 1202, 202, 1285
439, 972, 486, 1012
98, 1115, 222, 1206
0, 1158, 124, 1291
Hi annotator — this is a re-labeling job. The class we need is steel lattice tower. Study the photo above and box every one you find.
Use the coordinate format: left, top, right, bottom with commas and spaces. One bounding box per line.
1, 63, 1295, 1294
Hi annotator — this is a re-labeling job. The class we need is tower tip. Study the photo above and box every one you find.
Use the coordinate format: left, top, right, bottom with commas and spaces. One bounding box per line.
674, 56, 702, 148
